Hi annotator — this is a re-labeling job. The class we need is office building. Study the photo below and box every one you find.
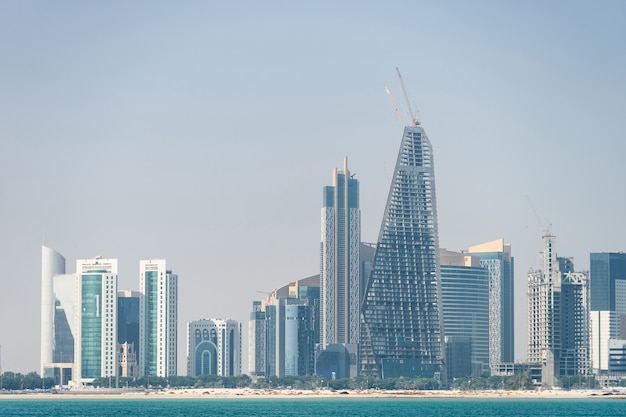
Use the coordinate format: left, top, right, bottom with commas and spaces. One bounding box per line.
118, 290, 140, 378
320, 156, 361, 349
140, 259, 178, 377
590, 253, 626, 312
41, 246, 75, 385
360, 122, 443, 379
440, 249, 489, 377
187, 319, 242, 377
527, 233, 590, 387
249, 275, 319, 377
249, 301, 267, 378
608, 339, 626, 374
468, 239, 515, 365
74, 257, 118, 384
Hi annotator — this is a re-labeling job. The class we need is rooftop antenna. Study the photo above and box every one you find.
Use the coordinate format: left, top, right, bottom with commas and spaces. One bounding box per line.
396, 67, 419, 126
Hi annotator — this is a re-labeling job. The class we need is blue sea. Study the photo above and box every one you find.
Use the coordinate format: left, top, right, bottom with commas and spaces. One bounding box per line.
0, 398, 625, 417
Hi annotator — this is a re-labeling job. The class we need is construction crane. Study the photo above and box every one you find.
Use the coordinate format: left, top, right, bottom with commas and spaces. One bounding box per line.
525, 195, 552, 235
385, 86, 407, 127
396, 67, 419, 126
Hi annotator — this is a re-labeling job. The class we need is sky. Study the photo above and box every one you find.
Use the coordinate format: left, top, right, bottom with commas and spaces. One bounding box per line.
0, 1, 624, 375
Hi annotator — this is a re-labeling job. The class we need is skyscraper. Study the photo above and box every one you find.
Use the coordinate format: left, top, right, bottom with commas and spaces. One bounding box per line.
467, 238, 515, 366
440, 249, 490, 378
139, 259, 178, 377
41, 246, 75, 385
320, 157, 361, 349
527, 233, 590, 387
360, 122, 443, 379
117, 290, 140, 378
187, 319, 241, 377
589, 252, 626, 373
74, 257, 118, 384
590, 253, 626, 313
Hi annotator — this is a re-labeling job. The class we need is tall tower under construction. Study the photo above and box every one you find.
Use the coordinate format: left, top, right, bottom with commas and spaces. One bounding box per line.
360, 102, 443, 378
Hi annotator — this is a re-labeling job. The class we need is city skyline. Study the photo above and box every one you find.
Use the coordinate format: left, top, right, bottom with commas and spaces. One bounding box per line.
1, 1, 625, 374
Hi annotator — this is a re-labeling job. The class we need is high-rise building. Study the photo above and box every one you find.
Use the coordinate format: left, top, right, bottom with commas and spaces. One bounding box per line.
187, 319, 242, 377
360, 122, 443, 379
139, 259, 178, 377
74, 257, 118, 384
589, 252, 626, 374
117, 290, 140, 378
41, 246, 75, 385
590, 253, 626, 312
320, 157, 361, 349
248, 275, 319, 377
467, 239, 515, 366
248, 301, 267, 378
527, 233, 590, 387
440, 249, 490, 377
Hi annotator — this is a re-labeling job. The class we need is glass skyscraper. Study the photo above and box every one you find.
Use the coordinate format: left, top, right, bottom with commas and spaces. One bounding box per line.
590, 252, 626, 312
440, 250, 489, 377
117, 290, 140, 378
360, 123, 443, 379
74, 257, 118, 383
140, 259, 178, 377
320, 157, 361, 349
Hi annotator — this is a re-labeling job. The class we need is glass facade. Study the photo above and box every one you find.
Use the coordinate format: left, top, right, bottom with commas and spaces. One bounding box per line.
53, 299, 74, 363
590, 253, 626, 311
440, 264, 489, 376
360, 124, 442, 378
81, 273, 102, 379
144, 270, 159, 376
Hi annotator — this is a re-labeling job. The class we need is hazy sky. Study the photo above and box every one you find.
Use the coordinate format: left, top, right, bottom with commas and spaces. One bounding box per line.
1, 1, 624, 374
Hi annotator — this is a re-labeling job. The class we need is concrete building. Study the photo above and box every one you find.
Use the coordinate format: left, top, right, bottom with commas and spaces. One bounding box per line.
187, 319, 242, 377
360, 121, 443, 379
527, 233, 590, 387
140, 259, 178, 377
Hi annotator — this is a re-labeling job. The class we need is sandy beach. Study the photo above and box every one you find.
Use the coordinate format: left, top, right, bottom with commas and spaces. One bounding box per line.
2, 387, 624, 400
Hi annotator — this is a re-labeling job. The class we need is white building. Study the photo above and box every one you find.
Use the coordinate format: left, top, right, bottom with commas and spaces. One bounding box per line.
41, 246, 75, 385
139, 259, 178, 377
187, 319, 241, 377
590, 311, 619, 373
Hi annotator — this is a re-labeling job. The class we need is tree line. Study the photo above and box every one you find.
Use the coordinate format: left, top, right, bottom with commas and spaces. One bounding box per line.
2, 371, 623, 391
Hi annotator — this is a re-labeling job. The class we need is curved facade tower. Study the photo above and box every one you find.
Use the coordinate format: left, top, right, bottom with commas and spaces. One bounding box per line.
360, 124, 443, 378
41, 246, 66, 374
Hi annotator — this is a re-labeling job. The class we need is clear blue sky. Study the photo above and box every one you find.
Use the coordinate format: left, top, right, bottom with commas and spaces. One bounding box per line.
1, 1, 624, 374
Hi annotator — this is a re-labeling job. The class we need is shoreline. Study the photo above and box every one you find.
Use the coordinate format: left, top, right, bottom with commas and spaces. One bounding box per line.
1, 388, 625, 400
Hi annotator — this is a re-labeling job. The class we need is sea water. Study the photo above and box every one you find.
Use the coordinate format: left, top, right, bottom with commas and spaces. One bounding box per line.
0, 397, 624, 417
